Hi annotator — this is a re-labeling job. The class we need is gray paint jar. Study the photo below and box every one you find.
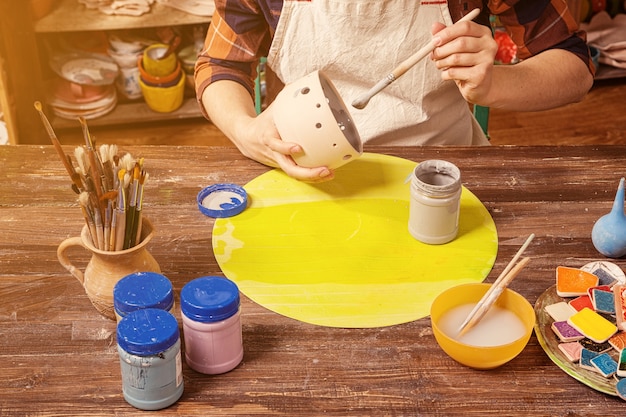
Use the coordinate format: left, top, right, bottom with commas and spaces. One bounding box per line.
408, 160, 461, 245
117, 308, 184, 410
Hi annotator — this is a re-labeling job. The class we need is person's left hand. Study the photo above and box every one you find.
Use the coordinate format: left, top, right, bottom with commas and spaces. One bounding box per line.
430, 19, 498, 105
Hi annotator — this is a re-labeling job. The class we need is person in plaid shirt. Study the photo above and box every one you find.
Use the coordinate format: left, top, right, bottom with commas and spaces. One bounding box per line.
196, 0, 594, 182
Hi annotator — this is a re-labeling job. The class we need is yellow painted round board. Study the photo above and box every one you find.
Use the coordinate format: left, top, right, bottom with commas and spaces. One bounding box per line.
213, 153, 498, 328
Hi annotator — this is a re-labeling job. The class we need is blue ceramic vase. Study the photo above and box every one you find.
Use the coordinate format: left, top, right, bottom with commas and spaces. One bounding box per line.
592, 177, 626, 258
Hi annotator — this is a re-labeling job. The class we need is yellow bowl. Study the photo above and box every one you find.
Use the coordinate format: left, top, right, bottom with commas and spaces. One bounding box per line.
430, 283, 535, 370
139, 71, 185, 113
142, 43, 178, 77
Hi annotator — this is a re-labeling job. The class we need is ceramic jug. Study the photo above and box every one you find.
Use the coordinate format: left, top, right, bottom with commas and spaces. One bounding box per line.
57, 217, 161, 320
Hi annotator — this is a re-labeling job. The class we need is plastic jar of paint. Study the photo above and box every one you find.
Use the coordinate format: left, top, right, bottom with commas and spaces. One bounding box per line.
113, 272, 175, 322
180, 276, 244, 374
116, 308, 184, 410
408, 159, 461, 245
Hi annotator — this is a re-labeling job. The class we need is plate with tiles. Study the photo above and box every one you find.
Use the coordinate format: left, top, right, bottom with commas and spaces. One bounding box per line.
534, 285, 620, 396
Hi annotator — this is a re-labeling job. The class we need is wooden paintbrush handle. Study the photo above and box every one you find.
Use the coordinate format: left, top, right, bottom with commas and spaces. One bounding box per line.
459, 257, 531, 335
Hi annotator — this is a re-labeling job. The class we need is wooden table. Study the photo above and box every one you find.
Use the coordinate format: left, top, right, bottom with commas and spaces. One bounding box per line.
2, 145, 626, 416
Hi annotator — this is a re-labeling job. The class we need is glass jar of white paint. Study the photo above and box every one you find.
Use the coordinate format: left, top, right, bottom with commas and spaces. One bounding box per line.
180, 276, 244, 374
408, 160, 462, 245
116, 308, 184, 410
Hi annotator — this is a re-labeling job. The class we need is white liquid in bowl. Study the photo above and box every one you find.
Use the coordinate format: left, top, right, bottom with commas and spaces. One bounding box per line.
437, 303, 527, 347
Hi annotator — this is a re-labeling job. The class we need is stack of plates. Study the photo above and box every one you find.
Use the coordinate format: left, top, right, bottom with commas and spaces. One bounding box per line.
48, 53, 119, 120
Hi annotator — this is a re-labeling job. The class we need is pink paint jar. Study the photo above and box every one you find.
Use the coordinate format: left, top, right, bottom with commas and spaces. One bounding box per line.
180, 276, 243, 374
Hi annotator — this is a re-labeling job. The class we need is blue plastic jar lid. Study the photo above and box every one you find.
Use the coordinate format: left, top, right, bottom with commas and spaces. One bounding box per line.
197, 183, 247, 218
180, 276, 240, 323
113, 272, 174, 317
117, 308, 180, 356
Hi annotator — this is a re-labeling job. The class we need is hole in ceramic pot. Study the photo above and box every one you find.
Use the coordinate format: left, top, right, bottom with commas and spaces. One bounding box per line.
316, 103, 321, 108
301, 87, 311, 95
315, 123, 322, 129
342, 155, 352, 160
318, 73, 361, 153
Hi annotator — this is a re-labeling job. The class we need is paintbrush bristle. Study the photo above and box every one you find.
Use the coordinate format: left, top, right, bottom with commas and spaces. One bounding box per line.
351, 96, 369, 110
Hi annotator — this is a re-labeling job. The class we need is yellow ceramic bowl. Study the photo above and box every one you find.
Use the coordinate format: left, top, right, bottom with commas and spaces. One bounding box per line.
430, 283, 535, 370
142, 43, 178, 77
139, 71, 185, 113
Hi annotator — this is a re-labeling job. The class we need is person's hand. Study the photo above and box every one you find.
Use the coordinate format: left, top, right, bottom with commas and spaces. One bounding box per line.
430, 19, 498, 105
234, 104, 335, 183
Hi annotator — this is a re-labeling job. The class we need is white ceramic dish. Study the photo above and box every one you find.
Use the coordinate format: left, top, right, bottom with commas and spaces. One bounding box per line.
50, 53, 119, 86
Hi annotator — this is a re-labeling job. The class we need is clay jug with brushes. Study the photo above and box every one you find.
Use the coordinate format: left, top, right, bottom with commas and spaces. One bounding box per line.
57, 217, 161, 320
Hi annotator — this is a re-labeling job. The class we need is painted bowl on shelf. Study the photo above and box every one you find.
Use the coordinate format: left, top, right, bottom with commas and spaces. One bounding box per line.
137, 56, 181, 87
139, 70, 185, 113
271, 70, 362, 170
142, 43, 178, 77
177, 45, 198, 75
430, 283, 535, 370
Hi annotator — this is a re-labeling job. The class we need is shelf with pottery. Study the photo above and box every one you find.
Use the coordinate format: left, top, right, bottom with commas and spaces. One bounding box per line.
34, 0, 211, 33
33, 0, 212, 132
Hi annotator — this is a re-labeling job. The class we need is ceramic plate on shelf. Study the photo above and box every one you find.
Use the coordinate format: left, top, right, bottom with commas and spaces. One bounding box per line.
49, 88, 116, 111
534, 285, 618, 396
50, 53, 119, 86
47, 78, 114, 105
52, 91, 117, 120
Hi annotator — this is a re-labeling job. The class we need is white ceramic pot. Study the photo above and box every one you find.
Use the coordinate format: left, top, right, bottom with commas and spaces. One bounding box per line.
272, 70, 362, 170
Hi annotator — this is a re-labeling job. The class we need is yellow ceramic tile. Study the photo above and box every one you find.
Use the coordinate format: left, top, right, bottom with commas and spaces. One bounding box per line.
567, 307, 617, 343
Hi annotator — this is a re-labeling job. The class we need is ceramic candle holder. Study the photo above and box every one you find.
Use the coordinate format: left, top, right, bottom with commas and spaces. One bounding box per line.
272, 70, 362, 170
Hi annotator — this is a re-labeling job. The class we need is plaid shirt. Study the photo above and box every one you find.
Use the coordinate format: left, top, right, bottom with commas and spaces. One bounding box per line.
195, 0, 593, 110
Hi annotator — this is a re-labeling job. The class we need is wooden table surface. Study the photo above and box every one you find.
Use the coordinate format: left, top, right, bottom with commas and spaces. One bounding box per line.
2, 144, 626, 416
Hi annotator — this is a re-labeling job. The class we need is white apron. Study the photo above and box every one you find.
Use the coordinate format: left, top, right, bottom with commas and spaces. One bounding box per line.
267, 0, 489, 146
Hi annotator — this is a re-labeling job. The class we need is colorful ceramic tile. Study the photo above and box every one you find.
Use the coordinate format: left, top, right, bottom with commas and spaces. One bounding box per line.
587, 285, 612, 301
567, 307, 618, 343
579, 347, 601, 372
551, 321, 584, 343
545, 301, 577, 322
615, 285, 626, 331
592, 267, 619, 288
558, 341, 583, 362
580, 338, 613, 354
556, 266, 599, 297
592, 288, 616, 315
618, 349, 626, 378
568, 295, 594, 312
581, 261, 626, 288
590, 352, 618, 378
609, 332, 626, 352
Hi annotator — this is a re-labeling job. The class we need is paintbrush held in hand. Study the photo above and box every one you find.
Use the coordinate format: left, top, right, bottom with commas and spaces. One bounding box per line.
34, 101, 149, 251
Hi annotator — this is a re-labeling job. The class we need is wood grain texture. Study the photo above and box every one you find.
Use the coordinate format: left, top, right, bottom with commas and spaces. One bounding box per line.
2, 145, 626, 416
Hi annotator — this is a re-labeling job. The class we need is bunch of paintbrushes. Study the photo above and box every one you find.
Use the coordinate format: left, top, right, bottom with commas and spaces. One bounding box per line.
34, 101, 148, 251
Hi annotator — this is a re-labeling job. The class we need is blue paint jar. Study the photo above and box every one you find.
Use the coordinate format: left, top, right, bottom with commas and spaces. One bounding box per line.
180, 276, 244, 374
116, 308, 184, 410
113, 272, 175, 322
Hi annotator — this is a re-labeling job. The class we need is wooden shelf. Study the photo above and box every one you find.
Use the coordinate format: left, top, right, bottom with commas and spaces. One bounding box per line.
35, 0, 211, 33
0, 1, 213, 144
51, 97, 204, 130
